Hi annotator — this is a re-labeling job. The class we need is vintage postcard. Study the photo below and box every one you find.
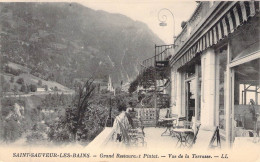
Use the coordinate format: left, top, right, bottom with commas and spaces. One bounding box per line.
0, 0, 259, 162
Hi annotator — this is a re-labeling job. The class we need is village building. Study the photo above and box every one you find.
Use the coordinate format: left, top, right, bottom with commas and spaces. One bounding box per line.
107, 75, 115, 93
121, 82, 130, 92
36, 87, 46, 92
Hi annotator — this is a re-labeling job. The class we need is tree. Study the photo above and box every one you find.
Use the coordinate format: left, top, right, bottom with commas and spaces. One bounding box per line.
44, 85, 48, 91
48, 78, 96, 143
71, 78, 96, 141
1, 75, 6, 87
3, 119, 22, 142
26, 123, 47, 145
3, 82, 10, 92
53, 86, 58, 91
20, 84, 26, 92
129, 78, 139, 94
10, 76, 14, 83
26, 85, 30, 93
26, 131, 45, 144
38, 80, 42, 86
13, 85, 18, 94
29, 84, 37, 92
16, 78, 24, 85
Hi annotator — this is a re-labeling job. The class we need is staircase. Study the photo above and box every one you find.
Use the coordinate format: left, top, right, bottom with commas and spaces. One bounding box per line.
139, 44, 173, 108
136, 44, 173, 127
154, 44, 172, 109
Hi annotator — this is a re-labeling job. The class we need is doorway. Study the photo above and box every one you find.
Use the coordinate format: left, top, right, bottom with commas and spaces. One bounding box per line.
185, 78, 196, 121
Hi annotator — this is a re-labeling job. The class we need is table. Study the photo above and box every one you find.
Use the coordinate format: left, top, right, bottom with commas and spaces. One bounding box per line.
160, 118, 177, 136
172, 128, 194, 148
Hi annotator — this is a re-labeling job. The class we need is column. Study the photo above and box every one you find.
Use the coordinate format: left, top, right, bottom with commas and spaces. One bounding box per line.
200, 48, 216, 128
175, 71, 183, 117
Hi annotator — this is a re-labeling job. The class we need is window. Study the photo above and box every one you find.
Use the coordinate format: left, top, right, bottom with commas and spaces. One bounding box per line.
238, 84, 260, 105
234, 59, 259, 134
216, 46, 227, 131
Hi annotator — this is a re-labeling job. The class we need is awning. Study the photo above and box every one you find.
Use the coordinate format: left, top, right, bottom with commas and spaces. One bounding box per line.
176, 1, 259, 68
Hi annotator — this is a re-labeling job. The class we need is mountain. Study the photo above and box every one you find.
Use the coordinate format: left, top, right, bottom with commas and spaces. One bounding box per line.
0, 2, 164, 87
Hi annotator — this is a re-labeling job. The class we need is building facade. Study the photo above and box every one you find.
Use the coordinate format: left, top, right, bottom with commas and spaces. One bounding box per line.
170, 1, 259, 147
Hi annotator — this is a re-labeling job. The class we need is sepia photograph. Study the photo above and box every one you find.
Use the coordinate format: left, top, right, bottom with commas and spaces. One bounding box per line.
0, 0, 259, 162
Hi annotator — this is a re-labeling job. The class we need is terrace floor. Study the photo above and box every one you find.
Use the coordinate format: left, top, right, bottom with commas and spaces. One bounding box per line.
143, 127, 178, 150
99, 127, 180, 151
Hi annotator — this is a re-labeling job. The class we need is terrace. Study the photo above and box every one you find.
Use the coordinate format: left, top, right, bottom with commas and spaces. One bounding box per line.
86, 109, 224, 151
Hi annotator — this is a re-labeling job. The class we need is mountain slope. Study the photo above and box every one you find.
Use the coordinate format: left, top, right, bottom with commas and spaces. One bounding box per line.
0, 3, 164, 87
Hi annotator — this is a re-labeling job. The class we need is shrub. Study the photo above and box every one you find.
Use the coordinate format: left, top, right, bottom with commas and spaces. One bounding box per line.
1, 75, 6, 85
3, 119, 22, 142
13, 85, 18, 92
38, 80, 42, 86
16, 78, 24, 85
10, 76, 14, 83
29, 84, 37, 92
3, 82, 10, 92
53, 86, 58, 91
20, 84, 26, 92
44, 85, 48, 91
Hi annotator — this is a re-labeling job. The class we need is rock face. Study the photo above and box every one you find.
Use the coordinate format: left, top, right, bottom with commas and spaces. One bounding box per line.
0, 3, 164, 87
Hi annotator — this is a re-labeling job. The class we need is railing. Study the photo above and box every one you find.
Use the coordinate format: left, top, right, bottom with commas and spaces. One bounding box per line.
141, 44, 174, 69
140, 44, 174, 81
86, 112, 132, 149
155, 44, 174, 63
173, 2, 219, 55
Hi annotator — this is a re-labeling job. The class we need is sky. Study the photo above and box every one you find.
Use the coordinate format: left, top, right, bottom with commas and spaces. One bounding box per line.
80, 0, 198, 44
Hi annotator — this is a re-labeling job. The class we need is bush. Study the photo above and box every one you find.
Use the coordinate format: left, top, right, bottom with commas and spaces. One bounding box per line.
1, 75, 6, 85
44, 85, 48, 91
29, 84, 37, 92
3, 119, 22, 142
16, 78, 24, 85
13, 85, 18, 92
26, 131, 45, 144
38, 80, 42, 86
20, 84, 26, 92
53, 86, 58, 91
10, 76, 14, 83
4, 66, 21, 76
3, 82, 10, 92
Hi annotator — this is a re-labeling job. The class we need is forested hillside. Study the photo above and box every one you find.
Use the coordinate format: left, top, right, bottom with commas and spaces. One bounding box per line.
0, 3, 164, 87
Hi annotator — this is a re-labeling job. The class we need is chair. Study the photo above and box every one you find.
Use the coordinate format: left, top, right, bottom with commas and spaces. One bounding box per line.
128, 128, 146, 147
127, 117, 146, 147
186, 123, 201, 148
171, 117, 198, 148
171, 114, 179, 127
157, 108, 170, 127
